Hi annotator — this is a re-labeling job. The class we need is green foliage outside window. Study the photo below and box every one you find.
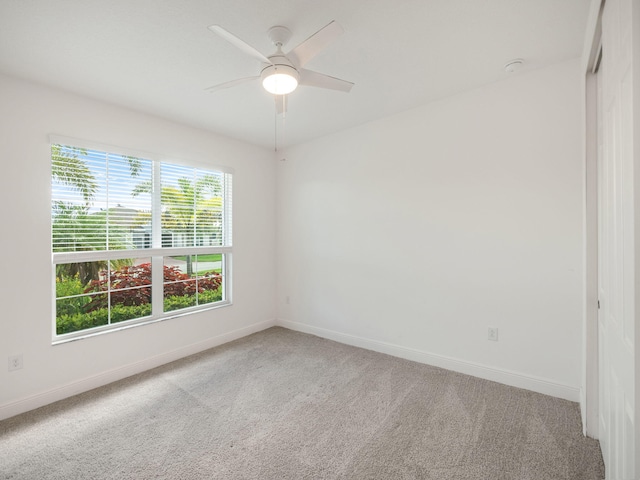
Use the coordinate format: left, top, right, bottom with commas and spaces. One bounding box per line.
56, 263, 222, 335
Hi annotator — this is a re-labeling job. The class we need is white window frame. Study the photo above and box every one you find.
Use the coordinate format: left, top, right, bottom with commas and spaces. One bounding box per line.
50, 136, 233, 344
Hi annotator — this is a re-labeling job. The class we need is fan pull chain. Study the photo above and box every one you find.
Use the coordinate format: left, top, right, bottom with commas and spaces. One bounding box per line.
274, 106, 278, 152
274, 95, 287, 152
281, 98, 286, 153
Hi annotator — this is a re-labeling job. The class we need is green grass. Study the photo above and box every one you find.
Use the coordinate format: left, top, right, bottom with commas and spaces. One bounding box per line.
197, 268, 222, 275
174, 254, 222, 263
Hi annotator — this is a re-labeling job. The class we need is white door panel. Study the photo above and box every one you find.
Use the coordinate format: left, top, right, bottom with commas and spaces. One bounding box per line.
597, 0, 636, 477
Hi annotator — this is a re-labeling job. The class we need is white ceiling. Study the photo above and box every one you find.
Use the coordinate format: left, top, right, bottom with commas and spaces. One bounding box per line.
0, 0, 590, 149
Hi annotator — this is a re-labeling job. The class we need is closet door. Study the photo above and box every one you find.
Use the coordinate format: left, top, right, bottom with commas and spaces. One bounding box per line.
597, 0, 635, 477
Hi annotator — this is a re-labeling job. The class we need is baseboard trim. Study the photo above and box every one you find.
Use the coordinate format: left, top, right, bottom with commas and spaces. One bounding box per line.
277, 319, 580, 402
0, 319, 275, 421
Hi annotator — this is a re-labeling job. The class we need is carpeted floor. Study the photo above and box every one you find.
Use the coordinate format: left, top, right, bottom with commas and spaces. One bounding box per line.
0, 327, 604, 479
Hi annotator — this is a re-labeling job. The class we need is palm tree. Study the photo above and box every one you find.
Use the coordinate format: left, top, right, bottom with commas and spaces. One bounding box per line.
51, 145, 96, 204
132, 173, 223, 275
52, 145, 143, 283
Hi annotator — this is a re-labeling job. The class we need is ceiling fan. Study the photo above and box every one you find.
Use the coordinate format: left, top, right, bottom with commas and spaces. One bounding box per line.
206, 20, 354, 113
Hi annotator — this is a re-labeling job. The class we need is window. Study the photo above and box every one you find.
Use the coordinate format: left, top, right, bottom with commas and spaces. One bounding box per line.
51, 139, 232, 341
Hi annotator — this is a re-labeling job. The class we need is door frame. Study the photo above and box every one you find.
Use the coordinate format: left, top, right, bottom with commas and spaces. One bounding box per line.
582, 0, 604, 439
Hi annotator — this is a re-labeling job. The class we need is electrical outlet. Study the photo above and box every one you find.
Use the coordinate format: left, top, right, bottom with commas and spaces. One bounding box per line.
8, 354, 23, 371
488, 327, 498, 341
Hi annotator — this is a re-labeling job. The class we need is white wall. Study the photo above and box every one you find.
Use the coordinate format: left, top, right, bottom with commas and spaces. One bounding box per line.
277, 59, 584, 400
0, 57, 585, 418
0, 74, 277, 418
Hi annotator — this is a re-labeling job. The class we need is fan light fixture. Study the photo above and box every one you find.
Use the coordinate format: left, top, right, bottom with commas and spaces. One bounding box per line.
261, 64, 299, 95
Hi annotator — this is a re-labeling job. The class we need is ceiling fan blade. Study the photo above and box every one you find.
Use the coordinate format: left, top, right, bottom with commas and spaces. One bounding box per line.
275, 95, 288, 115
205, 76, 259, 93
208, 25, 273, 64
299, 69, 354, 93
287, 20, 344, 67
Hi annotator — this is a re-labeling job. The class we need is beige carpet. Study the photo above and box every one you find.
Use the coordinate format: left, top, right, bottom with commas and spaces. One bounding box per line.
0, 327, 604, 479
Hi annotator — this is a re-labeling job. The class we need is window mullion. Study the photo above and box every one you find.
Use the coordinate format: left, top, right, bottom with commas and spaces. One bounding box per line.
105, 152, 110, 250
151, 161, 163, 316
152, 162, 162, 249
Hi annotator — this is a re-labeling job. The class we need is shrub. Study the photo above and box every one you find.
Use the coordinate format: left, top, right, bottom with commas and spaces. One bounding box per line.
56, 264, 223, 335
56, 295, 91, 318
56, 303, 153, 335
56, 277, 85, 298
82, 263, 222, 312
164, 294, 197, 312
56, 277, 91, 317
163, 287, 222, 312
56, 308, 108, 335
162, 265, 222, 297
198, 288, 222, 304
